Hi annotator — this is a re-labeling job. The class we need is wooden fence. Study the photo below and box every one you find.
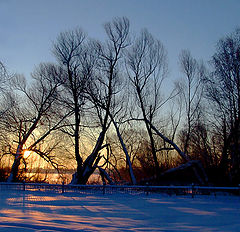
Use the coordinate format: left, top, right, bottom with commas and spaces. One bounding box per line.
0, 182, 239, 197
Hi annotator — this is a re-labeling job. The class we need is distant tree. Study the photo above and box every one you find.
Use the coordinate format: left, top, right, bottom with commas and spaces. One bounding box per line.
0, 61, 8, 90
205, 28, 240, 183
0, 62, 15, 117
177, 50, 205, 155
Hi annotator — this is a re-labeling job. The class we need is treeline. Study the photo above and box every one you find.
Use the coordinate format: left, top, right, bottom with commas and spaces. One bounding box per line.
0, 17, 239, 186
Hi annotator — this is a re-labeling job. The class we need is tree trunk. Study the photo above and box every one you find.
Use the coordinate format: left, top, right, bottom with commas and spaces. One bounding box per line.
136, 87, 160, 177
7, 145, 23, 182
147, 120, 209, 184
71, 129, 107, 185
111, 117, 137, 184
99, 167, 114, 185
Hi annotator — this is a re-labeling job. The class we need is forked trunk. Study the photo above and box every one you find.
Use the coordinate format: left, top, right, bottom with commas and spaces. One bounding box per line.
71, 130, 107, 185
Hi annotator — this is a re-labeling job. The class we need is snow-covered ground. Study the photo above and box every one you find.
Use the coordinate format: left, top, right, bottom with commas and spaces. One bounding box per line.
0, 190, 239, 232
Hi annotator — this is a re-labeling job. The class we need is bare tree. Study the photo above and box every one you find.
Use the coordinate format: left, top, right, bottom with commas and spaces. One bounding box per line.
5, 63, 68, 182
177, 50, 205, 155
0, 62, 15, 117
0, 61, 8, 90
79, 17, 131, 184
125, 41, 209, 184
125, 29, 168, 176
205, 28, 240, 183
0, 62, 15, 179
52, 28, 90, 180
53, 18, 132, 184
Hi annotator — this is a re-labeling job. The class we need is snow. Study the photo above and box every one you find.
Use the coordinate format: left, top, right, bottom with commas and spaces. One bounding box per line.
0, 190, 239, 231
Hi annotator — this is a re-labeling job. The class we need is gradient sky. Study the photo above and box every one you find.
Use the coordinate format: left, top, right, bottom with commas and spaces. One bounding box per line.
0, 0, 240, 81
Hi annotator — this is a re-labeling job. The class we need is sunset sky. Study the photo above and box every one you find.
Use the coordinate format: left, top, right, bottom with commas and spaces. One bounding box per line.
0, 0, 240, 81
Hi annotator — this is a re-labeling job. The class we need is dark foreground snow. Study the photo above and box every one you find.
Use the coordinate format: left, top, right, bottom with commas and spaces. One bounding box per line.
0, 190, 239, 231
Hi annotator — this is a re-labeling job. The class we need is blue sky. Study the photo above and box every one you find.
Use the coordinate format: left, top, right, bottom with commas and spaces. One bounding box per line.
0, 0, 240, 81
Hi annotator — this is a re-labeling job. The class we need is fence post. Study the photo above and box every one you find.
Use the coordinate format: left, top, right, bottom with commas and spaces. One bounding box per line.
62, 181, 64, 194
191, 183, 195, 198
